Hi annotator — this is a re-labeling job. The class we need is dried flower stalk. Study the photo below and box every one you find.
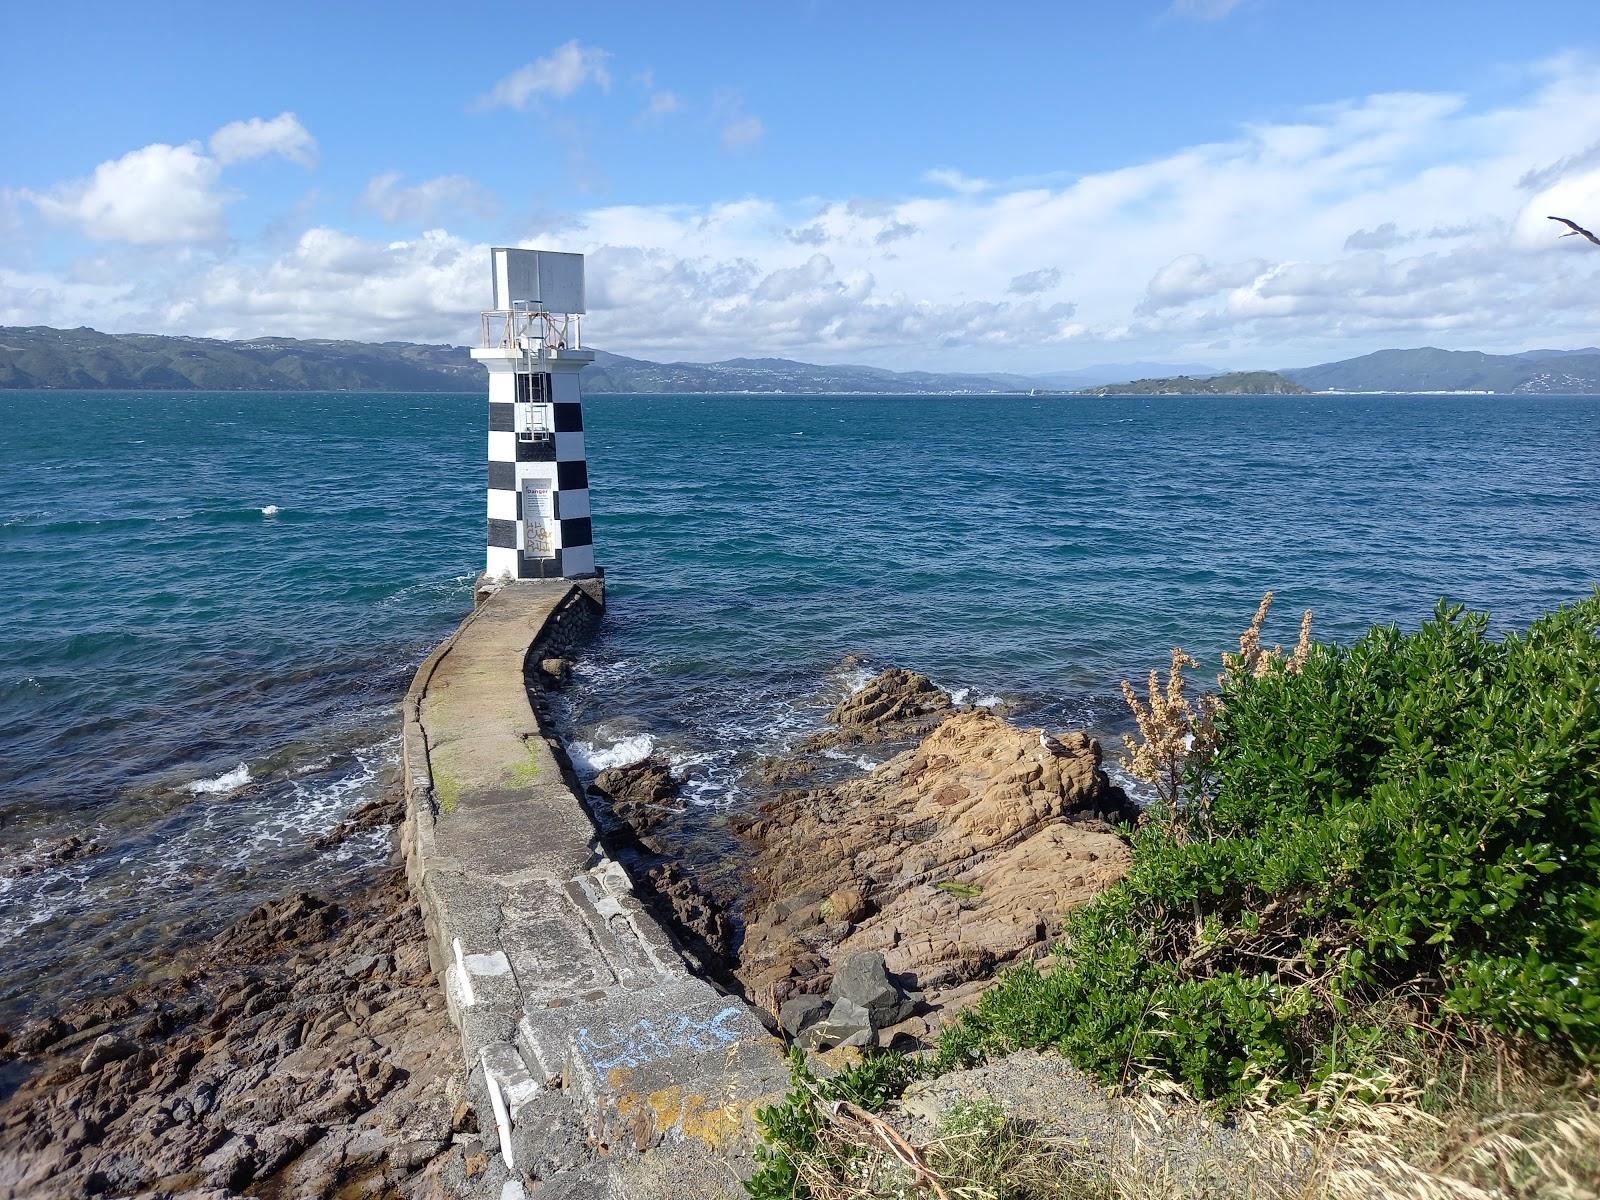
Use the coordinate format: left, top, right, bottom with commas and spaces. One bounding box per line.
1120, 649, 1203, 811
1121, 593, 1313, 817
1221, 591, 1315, 683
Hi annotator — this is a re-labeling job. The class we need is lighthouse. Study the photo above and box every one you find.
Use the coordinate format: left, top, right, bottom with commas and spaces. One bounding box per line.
472, 248, 596, 581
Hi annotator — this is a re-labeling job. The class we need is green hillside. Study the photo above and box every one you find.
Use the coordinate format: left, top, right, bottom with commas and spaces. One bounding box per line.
1284, 346, 1600, 393
0, 326, 1041, 394
1078, 370, 1309, 395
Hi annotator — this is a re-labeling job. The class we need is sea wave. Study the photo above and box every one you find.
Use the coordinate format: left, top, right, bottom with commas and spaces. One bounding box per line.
187, 763, 252, 795
568, 731, 656, 774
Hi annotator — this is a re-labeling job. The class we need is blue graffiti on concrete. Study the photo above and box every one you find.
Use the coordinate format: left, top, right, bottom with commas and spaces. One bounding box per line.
578, 1005, 745, 1074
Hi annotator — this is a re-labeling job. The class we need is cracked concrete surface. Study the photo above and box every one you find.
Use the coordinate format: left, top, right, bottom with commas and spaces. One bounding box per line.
401, 581, 788, 1198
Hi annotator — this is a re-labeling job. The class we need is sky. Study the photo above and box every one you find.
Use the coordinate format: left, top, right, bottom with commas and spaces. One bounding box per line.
3, 0, 1600, 373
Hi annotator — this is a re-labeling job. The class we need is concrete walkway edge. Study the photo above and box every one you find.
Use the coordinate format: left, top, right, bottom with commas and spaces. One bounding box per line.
400, 581, 787, 1199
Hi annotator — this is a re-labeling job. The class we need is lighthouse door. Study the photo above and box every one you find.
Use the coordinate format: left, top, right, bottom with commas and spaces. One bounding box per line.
520, 478, 553, 558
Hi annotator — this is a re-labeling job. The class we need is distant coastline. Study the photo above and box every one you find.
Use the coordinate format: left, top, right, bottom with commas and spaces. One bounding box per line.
5, 324, 1600, 395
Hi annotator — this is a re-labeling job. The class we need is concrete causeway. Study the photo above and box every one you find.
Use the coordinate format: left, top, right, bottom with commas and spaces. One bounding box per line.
401, 581, 788, 1199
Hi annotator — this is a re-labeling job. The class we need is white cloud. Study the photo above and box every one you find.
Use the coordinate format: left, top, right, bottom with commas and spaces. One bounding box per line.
209, 112, 318, 168
360, 172, 497, 224
644, 91, 681, 119
721, 115, 765, 151
21, 113, 316, 247
161, 228, 485, 342
25, 143, 229, 245
477, 41, 612, 110
923, 168, 993, 195
1139, 255, 1271, 311
1343, 222, 1412, 251
1008, 267, 1062, 295
13, 56, 1600, 369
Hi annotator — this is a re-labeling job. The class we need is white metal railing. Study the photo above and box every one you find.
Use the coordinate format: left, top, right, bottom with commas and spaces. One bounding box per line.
480, 309, 583, 353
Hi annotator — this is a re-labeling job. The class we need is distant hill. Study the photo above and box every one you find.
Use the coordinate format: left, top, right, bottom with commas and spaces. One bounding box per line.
1283, 347, 1600, 394
1028, 361, 1220, 389
581, 350, 1042, 394
1078, 370, 1309, 396
9, 325, 1600, 396
0, 326, 1049, 395
0, 326, 484, 392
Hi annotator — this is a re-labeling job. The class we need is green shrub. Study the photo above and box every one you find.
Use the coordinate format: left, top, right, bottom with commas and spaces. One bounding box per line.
942, 594, 1600, 1105
748, 1049, 928, 1199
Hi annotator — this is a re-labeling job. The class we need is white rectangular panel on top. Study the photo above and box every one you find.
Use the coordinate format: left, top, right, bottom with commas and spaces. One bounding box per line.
491, 248, 586, 314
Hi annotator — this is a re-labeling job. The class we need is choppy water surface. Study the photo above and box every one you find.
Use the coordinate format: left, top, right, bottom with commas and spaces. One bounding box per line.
3, 389, 1598, 1021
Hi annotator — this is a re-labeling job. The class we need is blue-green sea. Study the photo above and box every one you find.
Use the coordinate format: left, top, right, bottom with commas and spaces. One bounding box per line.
2, 388, 1598, 1021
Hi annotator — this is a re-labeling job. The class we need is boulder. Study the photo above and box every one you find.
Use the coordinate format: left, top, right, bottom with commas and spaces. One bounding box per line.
799, 668, 954, 752
80, 1033, 134, 1072
799, 997, 875, 1051
827, 951, 916, 1028
12, 1015, 70, 1055
536, 656, 572, 687
778, 994, 830, 1039
823, 883, 868, 926
590, 753, 683, 839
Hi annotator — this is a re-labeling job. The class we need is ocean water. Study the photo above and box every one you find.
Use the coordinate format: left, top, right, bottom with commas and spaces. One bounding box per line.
2, 389, 1598, 1021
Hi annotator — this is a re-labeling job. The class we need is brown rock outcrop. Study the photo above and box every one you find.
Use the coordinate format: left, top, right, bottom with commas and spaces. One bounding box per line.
738, 710, 1136, 1029
589, 752, 684, 841
796, 667, 954, 752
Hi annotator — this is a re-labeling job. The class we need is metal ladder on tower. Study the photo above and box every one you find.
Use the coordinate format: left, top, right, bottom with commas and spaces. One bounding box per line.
517, 315, 552, 445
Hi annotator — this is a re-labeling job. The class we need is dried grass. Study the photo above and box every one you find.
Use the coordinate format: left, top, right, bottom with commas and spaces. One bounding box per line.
769, 1064, 1600, 1200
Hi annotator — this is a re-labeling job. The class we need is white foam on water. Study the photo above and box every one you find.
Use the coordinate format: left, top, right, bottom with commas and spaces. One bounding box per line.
568, 732, 655, 774
252, 734, 398, 854
974, 693, 1003, 708
820, 747, 876, 771
841, 664, 875, 695
187, 763, 252, 795
1105, 760, 1154, 810
260, 505, 280, 518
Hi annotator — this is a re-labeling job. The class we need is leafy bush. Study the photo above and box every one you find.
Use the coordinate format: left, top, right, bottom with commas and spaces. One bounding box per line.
941, 595, 1600, 1105
749, 1049, 928, 1199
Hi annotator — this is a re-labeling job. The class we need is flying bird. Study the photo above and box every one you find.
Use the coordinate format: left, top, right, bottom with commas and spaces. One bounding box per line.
1548, 215, 1600, 246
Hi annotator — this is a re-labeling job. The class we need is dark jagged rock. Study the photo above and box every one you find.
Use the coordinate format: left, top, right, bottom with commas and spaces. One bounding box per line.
0, 868, 468, 1199
2, 834, 103, 879
645, 862, 734, 969
309, 792, 403, 851
800, 997, 875, 1051
798, 668, 954, 752
778, 995, 830, 1039
828, 951, 917, 1029
590, 753, 684, 840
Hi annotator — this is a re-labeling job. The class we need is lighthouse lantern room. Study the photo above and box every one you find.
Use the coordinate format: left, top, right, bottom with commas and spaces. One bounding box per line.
472, 247, 596, 581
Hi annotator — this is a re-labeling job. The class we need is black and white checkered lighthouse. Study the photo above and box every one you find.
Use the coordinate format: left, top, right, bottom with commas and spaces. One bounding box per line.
472, 247, 596, 580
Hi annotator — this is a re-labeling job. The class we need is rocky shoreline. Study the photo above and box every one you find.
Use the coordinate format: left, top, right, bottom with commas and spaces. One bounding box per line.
0, 662, 1138, 1197
590, 666, 1139, 1054
0, 797, 485, 1200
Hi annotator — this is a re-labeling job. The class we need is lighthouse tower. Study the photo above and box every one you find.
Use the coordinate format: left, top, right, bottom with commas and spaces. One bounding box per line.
471, 248, 596, 580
